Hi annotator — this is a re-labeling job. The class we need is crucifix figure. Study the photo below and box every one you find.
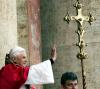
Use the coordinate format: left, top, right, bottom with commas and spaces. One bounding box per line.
64, 0, 95, 89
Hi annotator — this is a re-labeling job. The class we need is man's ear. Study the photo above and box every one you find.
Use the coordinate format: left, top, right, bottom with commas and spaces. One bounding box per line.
12, 57, 17, 63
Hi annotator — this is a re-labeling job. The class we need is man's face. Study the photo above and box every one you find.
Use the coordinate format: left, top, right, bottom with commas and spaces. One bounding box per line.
62, 80, 78, 89
14, 51, 27, 67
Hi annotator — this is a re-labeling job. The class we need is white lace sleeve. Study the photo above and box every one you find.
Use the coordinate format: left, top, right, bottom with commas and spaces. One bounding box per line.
25, 60, 54, 84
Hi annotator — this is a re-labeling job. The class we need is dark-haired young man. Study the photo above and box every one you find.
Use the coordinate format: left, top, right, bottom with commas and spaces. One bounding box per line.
61, 72, 78, 89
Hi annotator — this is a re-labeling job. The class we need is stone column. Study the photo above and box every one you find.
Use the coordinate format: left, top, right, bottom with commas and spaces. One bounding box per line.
40, 0, 99, 89
27, 0, 41, 65
27, 0, 42, 89
0, 0, 17, 68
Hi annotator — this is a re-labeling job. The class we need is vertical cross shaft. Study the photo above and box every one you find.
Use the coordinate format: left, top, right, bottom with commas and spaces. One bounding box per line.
64, 0, 95, 89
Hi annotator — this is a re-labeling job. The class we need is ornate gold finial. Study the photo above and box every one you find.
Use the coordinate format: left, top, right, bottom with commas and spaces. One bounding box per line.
64, 12, 70, 23
64, 0, 95, 89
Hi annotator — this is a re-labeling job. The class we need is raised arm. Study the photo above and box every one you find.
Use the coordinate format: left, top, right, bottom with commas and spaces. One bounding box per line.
24, 45, 57, 85
50, 45, 57, 64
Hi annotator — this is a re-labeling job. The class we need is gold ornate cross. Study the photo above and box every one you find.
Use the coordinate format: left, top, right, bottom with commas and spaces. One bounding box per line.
64, 0, 95, 89
65, 0, 95, 26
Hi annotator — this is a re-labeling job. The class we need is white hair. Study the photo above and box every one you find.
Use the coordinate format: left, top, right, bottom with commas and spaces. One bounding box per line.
9, 46, 26, 59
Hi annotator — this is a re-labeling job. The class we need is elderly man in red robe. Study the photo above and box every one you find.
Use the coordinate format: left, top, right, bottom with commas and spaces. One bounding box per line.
0, 45, 57, 89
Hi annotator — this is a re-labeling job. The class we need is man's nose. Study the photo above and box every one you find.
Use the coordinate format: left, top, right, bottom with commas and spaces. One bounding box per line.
72, 85, 76, 89
24, 60, 28, 64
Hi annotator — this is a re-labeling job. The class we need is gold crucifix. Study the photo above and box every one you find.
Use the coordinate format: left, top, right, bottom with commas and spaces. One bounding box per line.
64, 0, 95, 89
65, 0, 95, 25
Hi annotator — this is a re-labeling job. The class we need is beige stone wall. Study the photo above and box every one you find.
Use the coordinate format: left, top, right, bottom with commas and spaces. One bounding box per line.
17, 0, 29, 60
40, 0, 100, 89
0, 0, 17, 68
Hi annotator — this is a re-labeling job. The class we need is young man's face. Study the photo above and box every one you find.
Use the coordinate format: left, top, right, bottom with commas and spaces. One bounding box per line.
62, 80, 78, 89
14, 51, 27, 67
